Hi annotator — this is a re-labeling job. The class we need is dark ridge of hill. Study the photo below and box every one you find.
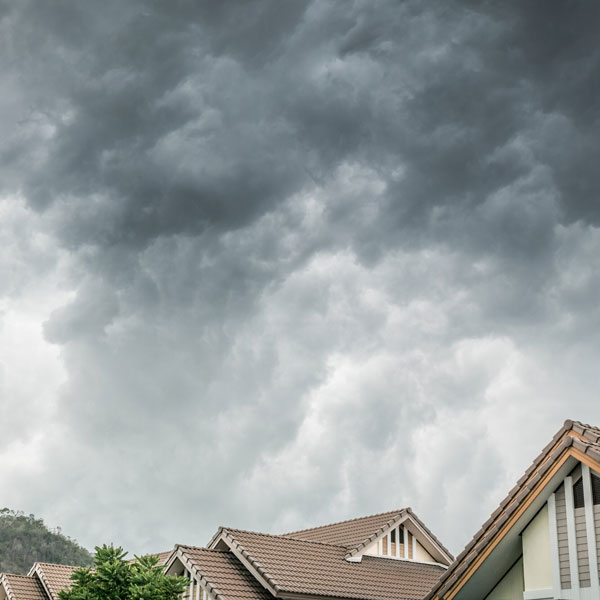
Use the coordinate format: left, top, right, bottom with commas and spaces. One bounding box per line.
0, 508, 93, 574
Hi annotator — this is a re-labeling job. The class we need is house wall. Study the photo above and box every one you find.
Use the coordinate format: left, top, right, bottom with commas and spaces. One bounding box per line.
485, 558, 524, 600
522, 504, 552, 592
414, 540, 435, 563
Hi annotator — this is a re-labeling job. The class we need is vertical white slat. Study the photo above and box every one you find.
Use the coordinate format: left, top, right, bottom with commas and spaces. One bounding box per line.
195, 579, 201, 600
548, 493, 562, 598
189, 570, 194, 600
403, 526, 408, 559
378, 538, 382, 555
565, 476, 581, 593
395, 525, 400, 559
582, 465, 600, 591
412, 531, 417, 560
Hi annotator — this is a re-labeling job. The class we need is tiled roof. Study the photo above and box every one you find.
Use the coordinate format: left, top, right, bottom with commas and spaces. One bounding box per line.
32, 563, 77, 600
222, 528, 446, 600
284, 510, 407, 548
177, 546, 272, 600
1, 574, 48, 600
153, 551, 173, 567
284, 508, 453, 564
131, 551, 172, 566
426, 419, 600, 600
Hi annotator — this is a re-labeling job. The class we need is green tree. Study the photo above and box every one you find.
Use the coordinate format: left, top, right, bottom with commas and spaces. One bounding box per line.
59, 545, 188, 600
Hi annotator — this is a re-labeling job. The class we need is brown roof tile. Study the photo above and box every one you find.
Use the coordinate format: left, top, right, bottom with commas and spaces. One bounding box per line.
283, 510, 408, 548
426, 419, 600, 600
1, 574, 48, 600
153, 551, 172, 567
177, 546, 272, 600
223, 528, 446, 600
283, 508, 453, 564
32, 563, 77, 600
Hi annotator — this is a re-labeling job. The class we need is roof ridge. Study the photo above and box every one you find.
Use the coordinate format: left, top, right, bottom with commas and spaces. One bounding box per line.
573, 420, 600, 432
34, 562, 79, 568
224, 527, 348, 548
282, 508, 408, 536
2, 573, 35, 579
176, 544, 229, 554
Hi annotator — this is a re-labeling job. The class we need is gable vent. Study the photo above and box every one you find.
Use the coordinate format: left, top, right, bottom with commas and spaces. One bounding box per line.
574, 478, 585, 509
592, 473, 600, 505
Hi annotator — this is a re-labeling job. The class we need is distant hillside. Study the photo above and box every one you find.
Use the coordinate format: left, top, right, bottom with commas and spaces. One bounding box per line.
0, 508, 93, 574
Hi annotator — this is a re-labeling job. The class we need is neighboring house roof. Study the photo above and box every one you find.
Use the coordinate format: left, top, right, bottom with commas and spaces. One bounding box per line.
172, 545, 272, 600
129, 551, 172, 566
213, 527, 446, 600
426, 419, 600, 600
28, 563, 77, 600
152, 551, 173, 567
284, 508, 453, 564
0, 573, 48, 600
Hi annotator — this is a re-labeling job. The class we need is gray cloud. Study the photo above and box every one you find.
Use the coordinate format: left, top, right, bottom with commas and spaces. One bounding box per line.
0, 0, 600, 558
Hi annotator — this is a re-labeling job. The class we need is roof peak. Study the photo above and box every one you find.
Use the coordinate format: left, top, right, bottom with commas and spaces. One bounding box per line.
33, 562, 78, 568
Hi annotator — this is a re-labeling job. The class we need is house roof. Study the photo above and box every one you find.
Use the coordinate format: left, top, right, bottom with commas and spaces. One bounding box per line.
29, 563, 77, 600
284, 509, 408, 548
218, 527, 446, 600
426, 419, 600, 600
152, 551, 172, 567
1, 574, 48, 600
175, 545, 272, 600
284, 508, 453, 564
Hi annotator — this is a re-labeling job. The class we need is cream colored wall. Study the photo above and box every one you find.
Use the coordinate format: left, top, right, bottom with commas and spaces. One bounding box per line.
363, 538, 379, 556
522, 504, 553, 591
486, 557, 524, 600
414, 540, 435, 563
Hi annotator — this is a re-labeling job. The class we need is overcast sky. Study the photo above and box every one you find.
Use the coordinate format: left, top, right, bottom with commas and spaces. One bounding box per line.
1, 0, 600, 558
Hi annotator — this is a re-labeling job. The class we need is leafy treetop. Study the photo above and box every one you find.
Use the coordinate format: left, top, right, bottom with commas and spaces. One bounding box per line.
58, 545, 188, 600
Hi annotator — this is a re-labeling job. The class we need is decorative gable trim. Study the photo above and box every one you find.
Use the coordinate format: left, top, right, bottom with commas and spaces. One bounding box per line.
345, 509, 453, 566
28, 564, 54, 600
164, 547, 220, 600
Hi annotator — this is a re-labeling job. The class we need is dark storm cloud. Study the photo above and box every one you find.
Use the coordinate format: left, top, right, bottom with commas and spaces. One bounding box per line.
1, 0, 600, 556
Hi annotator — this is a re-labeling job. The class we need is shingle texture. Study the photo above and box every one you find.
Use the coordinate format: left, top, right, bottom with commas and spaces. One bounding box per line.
223, 528, 446, 600
284, 510, 407, 548
33, 563, 77, 600
284, 508, 453, 564
153, 551, 172, 567
1, 574, 48, 600
426, 420, 600, 600
177, 546, 272, 600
